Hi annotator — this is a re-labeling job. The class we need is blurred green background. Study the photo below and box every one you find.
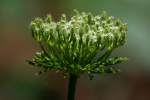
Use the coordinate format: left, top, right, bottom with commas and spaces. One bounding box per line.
0, 0, 150, 100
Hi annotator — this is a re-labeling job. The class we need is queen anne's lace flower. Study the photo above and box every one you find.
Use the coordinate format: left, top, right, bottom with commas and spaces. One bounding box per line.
28, 10, 128, 79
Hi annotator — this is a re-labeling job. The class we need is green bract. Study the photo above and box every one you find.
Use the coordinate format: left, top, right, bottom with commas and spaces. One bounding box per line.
28, 10, 128, 79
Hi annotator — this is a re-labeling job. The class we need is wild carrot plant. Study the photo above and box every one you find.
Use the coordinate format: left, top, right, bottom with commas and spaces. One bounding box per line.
27, 10, 128, 100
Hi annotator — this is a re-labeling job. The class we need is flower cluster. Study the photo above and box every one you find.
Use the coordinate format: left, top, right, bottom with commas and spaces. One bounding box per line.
28, 10, 127, 79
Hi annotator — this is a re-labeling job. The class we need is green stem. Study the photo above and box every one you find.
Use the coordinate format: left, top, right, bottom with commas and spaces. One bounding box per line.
67, 74, 78, 100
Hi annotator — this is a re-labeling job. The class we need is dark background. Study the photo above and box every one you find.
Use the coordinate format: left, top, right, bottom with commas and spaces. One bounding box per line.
0, 0, 150, 100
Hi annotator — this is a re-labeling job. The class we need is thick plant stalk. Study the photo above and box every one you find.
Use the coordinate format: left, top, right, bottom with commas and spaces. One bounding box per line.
67, 74, 78, 100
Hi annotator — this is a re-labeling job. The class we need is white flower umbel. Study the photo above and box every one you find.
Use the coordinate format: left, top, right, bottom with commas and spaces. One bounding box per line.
28, 10, 128, 78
